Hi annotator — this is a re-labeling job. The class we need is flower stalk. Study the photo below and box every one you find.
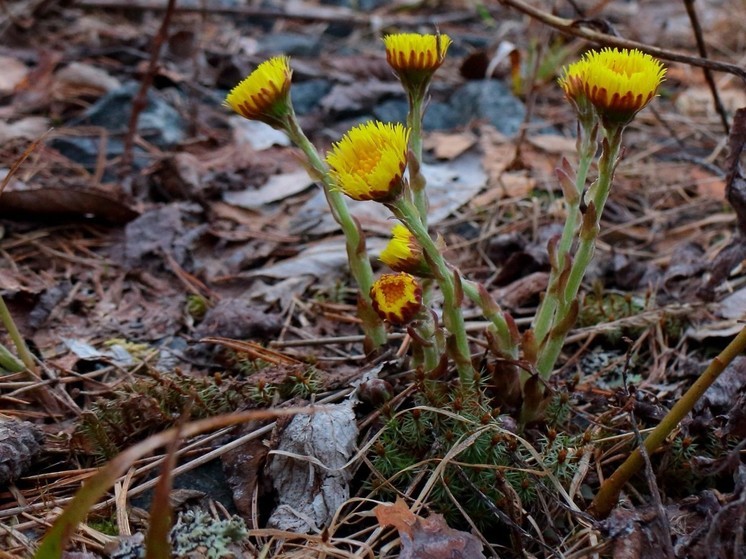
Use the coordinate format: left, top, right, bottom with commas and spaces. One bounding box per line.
224, 56, 388, 351
531, 117, 597, 346
536, 126, 624, 377
407, 94, 428, 224
389, 197, 474, 384
461, 279, 519, 360
284, 116, 388, 351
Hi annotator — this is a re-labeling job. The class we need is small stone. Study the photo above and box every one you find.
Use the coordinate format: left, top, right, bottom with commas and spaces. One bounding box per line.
450, 80, 526, 136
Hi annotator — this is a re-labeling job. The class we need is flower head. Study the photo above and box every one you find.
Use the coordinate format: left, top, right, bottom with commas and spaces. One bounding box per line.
383, 33, 452, 96
558, 48, 665, 125
370, 272, 423, 325
384, 32, 452, 73
225, 56, 293, 126
326, 121, 410, 202
380, 223, 431, 277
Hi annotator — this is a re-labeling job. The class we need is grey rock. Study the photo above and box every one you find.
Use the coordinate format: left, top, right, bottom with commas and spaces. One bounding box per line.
76, 81, 186, 147
373, 99, 461, 130
292, 79, 333, 115
450, 79, 526, 136
259, 32, 321, 57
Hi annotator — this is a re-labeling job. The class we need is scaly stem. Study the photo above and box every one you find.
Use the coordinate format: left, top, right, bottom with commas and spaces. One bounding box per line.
391, 198, 474, 385
590, 324, 746, 519
0, 294, 36, 373
461, 279, 519, 359
407, 93, 428, 225
284, 113, 387, 351
532, 121, 597, 345
411, 311, 441, 373
536, 126, 624, 378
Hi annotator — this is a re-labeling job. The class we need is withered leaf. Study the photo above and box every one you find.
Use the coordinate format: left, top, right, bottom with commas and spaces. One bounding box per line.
374, 498, 486, 559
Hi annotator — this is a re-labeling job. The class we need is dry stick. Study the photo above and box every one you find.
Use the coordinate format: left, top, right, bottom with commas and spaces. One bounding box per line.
497, 0, 746, 83
589, 324, 746, 519
120, 0, 177, 176
620, 340, 675, 559
75, 0, 475, 26
681, 0, 730, 134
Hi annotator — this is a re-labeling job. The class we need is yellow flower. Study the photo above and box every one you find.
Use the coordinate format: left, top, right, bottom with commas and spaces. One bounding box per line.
326, 121, 410, 202
558, 48, 665, 125
370, 273, 423, 325
383, 32, 452, 74
225, 56, 293, 126
380, 223, 431, 277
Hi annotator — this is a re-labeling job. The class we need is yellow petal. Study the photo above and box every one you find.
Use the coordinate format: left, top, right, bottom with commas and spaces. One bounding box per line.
225, 56, 292, 122
326, 121, 410, 202
383, 33, 452, 73
370, 273, 423, 325
559, 48, 665, 123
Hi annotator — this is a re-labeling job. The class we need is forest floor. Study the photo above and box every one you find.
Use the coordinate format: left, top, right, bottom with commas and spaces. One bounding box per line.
1, 0, 746, 557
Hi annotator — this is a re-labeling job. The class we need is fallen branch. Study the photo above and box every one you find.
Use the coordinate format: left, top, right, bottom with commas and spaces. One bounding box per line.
497, 0, 746, 82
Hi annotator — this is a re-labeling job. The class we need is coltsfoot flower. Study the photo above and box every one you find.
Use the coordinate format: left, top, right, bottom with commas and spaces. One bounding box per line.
383, 33, 452, 95
384, 32, 452, 74
380, 223, 431, 277
558, 48, 665, 125
326, 121, 410, 202
225, 56, 293, 126
370, 272, 423, 325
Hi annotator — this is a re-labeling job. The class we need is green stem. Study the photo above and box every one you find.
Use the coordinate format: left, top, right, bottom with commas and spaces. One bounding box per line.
412, 311, 441, 373
532, 123, 597, 345
536, 127, 624, 378
0, 341, 25, 373
590, 324, 746, 519
391, 198, 474, 385
0, 294, 36, 373
461, 280, 518, 359
284, 114, 387, 351
407, 93, 428, 226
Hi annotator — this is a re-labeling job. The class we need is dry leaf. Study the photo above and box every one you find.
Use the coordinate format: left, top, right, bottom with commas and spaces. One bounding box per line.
675, 86, 746, 118
528, 134, 577, 154
0, 117, 50, 143
0, 55, 28, 93
0, 182, 138, 224
245, 237, 384, 281
470, 171, 536, 207
374, 498, 486, 559
320, 81, 401, 114
424, 131, 478, 160
223, 170, 314, 208
229, 116, 290, 151
267, 401, 357, 533
53, 62, 121, 100
691, 166, 726, 200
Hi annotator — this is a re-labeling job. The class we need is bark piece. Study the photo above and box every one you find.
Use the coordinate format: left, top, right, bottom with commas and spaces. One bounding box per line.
0, 420, 45, 488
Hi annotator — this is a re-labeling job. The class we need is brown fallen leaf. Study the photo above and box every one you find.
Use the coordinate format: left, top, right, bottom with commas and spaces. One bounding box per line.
0, 55, 29, 94
528, 134, 577, 155
424, 131, 478, 160
0, 183, 138, 224
0, 117, 50, 143
374, 498, 486, 559
53, 62, 122, 101
675, 86, 746, 118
